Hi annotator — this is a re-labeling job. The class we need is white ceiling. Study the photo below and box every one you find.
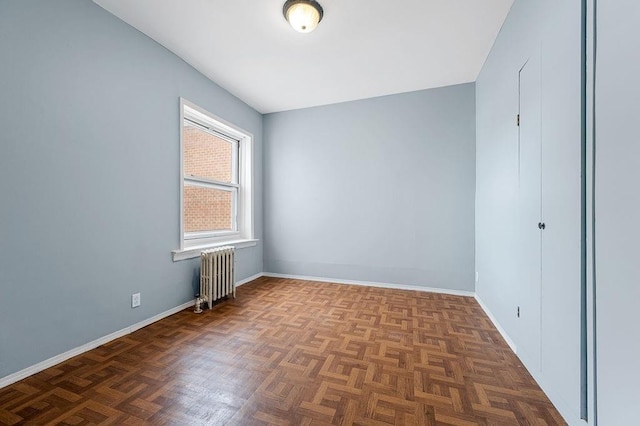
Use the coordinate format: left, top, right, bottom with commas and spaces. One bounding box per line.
93, 0, 513, 114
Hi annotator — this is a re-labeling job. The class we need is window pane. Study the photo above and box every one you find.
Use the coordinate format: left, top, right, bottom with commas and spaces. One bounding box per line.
183, 123, 236, 183
183, 185, 235, 233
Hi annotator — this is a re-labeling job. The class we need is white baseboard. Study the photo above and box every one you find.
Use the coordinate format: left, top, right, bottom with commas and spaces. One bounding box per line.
262, 273, 513, 354
473, 296, 579, 424
474, 294, 517, 353
0, 272, 266, 390
0, 300, 194, 390
262, 272, 475, 297
0, 272, 518, 398
236, 272, 264, 287
129, 301, 194, 333
530, 368, 584, 426
263, 274, 575, 424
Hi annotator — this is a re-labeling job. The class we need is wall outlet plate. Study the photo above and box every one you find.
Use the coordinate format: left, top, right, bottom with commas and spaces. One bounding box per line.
132, 293, 141, 308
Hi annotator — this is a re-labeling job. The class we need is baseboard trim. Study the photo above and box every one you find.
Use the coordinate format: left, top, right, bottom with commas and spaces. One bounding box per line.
0, 272, 265, 390
236, 272, 264, 287
530, 369, 585, 426
263, 272, 475, 297
474, 294, 517, 353
260, 273, 519, 356
0, 272, 518, 397
0, 300, 194, 390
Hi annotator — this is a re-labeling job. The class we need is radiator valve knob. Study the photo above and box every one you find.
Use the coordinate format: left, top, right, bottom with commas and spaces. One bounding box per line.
194, 296, 206, 314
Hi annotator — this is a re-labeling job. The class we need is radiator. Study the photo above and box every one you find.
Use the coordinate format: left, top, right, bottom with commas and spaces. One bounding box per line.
200, 246, 235, 309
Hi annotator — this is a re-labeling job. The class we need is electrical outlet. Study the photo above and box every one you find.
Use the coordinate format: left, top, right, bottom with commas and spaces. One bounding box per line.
132, 293, 141, 308
475, 271, 479, 284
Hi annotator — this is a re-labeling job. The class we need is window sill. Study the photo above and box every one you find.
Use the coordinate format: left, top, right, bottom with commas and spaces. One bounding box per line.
172, 239, 258, 262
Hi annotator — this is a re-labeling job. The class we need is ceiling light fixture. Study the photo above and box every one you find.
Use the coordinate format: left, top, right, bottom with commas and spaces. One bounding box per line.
283, 0, 324, 33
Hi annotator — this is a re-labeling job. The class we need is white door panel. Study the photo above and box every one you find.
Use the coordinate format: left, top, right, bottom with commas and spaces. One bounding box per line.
518, 51, 542, 373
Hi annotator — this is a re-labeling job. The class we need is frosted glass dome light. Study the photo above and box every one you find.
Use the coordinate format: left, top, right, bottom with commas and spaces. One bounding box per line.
283, 0, 324, 33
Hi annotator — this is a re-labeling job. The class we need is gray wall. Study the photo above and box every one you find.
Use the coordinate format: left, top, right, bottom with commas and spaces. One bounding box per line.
0, 0, 263, 379
594, 0, 640, 423
475, 0, 583, 423
263, 84, 476, 292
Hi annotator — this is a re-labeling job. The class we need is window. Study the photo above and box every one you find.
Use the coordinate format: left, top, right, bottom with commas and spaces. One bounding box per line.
173, 99, 255, 261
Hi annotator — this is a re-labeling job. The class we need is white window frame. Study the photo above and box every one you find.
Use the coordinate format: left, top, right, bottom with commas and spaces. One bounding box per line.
183, 121, 239, 240
173, 99, 256, 261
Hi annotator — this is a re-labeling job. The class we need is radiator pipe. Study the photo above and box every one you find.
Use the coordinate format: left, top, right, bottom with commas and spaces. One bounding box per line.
194, 295, 206, 314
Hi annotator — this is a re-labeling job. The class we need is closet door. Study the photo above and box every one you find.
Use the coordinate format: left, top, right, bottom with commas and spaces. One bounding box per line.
518, 52, 543, 373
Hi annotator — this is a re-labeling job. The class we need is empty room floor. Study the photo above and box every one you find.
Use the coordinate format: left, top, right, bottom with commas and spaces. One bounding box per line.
0, 277, 564, 425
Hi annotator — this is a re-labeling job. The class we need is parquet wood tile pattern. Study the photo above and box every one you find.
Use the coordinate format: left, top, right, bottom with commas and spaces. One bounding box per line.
0, 277, 565, 425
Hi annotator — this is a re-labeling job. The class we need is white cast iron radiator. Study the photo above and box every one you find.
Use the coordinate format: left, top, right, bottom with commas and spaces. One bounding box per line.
200, 246, 235, 308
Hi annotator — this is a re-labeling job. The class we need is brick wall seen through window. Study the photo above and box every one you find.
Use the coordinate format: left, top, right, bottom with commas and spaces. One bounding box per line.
183, 125, 234, 232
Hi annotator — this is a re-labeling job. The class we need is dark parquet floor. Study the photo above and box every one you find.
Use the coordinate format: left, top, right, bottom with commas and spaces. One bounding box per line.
0, 277, 565, 425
